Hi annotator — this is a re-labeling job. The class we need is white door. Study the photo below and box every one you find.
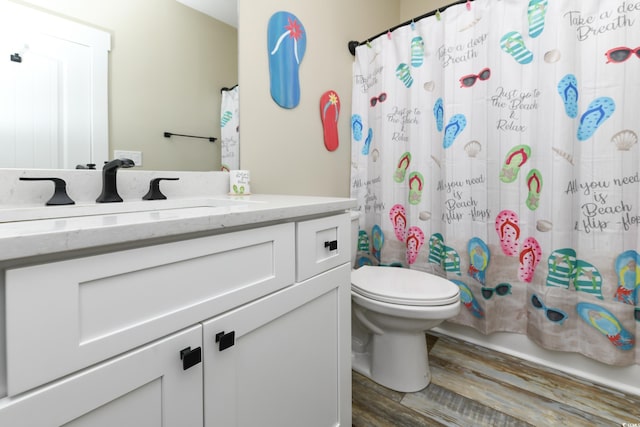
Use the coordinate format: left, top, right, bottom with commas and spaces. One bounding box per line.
0, 0, 110, 169
0, 33, 91, 169
0, 325, 204, 427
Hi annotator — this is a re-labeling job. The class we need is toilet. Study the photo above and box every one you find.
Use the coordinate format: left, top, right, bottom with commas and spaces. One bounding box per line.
350, 213, 460, 392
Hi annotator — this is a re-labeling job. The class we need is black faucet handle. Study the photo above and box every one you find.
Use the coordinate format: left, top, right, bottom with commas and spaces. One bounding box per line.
75, 163, 96, 170
19, 177, 75, 206
143, 177, 180, 200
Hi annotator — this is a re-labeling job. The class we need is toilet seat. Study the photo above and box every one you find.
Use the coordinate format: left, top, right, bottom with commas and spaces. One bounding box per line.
351, 265, 459, 306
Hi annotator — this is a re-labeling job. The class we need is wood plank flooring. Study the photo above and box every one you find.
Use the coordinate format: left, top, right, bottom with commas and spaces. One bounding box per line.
352, 333, 640, 427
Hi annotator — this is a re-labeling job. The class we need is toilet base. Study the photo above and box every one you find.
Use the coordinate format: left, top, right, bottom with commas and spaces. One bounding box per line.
352, 330, 430, 393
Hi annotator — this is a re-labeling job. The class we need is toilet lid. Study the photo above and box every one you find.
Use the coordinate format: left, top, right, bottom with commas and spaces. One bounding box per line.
351, 266, 459, 306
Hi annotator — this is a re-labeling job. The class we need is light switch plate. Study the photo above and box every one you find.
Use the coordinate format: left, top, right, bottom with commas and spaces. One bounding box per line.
113, 150, 142, 166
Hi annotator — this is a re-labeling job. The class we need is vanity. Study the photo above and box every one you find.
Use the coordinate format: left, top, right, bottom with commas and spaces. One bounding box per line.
0, 169, 355, 426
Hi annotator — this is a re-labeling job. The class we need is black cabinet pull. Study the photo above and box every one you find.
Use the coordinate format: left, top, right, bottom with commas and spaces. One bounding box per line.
324, 240, 338, 251
215, 331, 235, 351
179, 346, 202, 370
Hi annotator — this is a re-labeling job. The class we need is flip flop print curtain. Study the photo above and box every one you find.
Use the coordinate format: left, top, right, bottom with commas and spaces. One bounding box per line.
350, 0, 640, 366
221, 86, 240, 171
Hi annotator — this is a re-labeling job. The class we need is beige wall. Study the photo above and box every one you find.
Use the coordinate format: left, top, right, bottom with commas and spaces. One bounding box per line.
16, 0, 237, 171
238, 0, 400, 197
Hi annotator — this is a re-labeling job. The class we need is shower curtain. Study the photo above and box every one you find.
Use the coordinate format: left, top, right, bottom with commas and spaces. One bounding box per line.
350, 0, 639, 366
221, 85, 239, 171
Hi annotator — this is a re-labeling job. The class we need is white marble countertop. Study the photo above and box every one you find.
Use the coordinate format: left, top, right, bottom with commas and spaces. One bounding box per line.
0, 193, 356, 262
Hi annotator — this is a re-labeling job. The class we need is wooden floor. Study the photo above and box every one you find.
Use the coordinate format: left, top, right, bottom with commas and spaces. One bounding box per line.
352, 333, 640, 427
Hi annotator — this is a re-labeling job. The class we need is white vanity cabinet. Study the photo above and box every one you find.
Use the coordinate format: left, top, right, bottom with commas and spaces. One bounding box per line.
0, 211, 352, 427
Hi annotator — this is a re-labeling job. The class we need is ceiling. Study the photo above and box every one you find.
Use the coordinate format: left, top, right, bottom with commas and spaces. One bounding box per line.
175, 0, 238, 28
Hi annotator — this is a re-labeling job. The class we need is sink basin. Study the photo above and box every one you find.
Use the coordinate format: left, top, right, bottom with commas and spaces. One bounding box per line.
0, 197, 258, 223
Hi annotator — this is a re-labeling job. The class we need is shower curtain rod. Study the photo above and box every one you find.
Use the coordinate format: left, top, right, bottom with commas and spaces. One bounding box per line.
348, 0, 474, 55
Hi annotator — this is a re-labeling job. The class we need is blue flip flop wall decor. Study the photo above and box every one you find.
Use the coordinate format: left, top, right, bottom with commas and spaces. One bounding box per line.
268, 11, 307, 109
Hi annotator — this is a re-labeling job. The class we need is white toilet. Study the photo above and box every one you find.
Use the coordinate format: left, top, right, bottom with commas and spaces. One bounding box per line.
350, 214, 461, 393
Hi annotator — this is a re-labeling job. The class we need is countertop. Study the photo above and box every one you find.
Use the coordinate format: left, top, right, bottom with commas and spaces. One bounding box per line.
0, 194, 356, 262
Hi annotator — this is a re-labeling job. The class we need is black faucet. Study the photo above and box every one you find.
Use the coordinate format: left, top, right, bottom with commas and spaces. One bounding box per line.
96, 158, 135, 203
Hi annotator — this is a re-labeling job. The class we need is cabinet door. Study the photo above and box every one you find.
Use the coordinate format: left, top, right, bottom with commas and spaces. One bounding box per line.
203, 264, 351, 427
0, 325, 203, 427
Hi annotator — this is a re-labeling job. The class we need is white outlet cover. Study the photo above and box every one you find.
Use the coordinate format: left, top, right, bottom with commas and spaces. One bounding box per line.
113, 150, 142, 166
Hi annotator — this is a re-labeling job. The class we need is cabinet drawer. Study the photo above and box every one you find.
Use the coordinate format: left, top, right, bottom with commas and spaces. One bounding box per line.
296, 213, 350, 282
5, 223, 294, 395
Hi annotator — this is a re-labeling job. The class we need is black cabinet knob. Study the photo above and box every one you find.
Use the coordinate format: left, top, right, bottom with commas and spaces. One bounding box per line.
215, 331, 235, 351
324, 240, 338, 251
179, 346, 202, 370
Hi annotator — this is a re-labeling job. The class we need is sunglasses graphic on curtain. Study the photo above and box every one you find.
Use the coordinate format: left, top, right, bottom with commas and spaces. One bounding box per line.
531, 294, 567, 325
605, 46, 640, 63
481, 283, 512, 299
370, 93, 387, 107
459, 68, 491, 87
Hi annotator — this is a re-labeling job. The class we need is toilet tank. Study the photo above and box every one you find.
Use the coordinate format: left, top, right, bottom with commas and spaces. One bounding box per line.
350, 211, 359, 267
